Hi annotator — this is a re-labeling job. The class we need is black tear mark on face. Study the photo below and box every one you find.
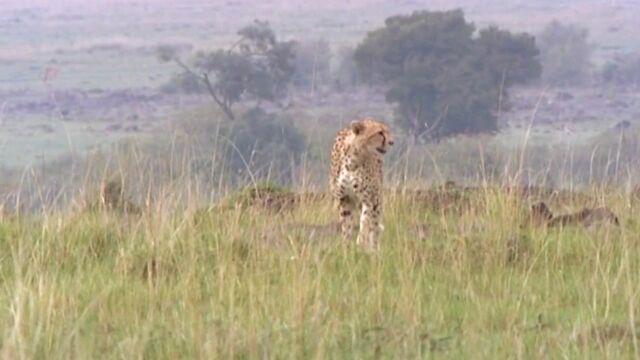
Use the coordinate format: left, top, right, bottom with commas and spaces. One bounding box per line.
375, 131, 388, 154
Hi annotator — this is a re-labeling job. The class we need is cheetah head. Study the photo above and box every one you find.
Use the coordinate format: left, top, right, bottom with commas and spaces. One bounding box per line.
531, 201, 553, 221
351, 118, 394, 155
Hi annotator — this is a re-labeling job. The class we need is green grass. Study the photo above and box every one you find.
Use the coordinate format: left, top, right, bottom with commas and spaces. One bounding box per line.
0, 186, 638, 358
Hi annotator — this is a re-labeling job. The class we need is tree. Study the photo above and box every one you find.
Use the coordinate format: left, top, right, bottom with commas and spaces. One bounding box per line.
538, 20, 592, 85
292, 39, 332, 94
158, 20, 296, 121
334, 45, 360, 90
354, 10, 541, 140
476, 27, 542, 87
225, 108, 306, 183
601, 54, 640, 86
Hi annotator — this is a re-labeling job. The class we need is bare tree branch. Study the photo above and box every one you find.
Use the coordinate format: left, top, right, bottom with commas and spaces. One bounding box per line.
203, 73, 235, 121
172, 57, 235, 121
419, 105, 448, 140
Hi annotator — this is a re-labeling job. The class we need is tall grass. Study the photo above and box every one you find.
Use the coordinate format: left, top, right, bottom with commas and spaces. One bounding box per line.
1, 109, 640, 357
0, 176, 638, 358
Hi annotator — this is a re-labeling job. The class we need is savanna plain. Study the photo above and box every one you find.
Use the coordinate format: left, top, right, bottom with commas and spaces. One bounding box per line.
1, 0, 640, 358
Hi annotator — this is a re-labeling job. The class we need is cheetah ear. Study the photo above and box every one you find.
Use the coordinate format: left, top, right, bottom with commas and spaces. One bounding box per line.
351, 120, 365, 135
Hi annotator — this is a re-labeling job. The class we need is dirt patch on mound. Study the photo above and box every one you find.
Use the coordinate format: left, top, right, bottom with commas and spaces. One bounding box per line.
222, 182, 598, 216
220, 185, 329, 214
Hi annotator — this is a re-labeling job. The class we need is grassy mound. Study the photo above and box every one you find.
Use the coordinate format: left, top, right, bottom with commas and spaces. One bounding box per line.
0, 185, 635, 358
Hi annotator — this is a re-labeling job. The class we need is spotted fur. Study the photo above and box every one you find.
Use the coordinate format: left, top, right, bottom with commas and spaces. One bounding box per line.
330, 118, 394, 250
530, 201, 619, 227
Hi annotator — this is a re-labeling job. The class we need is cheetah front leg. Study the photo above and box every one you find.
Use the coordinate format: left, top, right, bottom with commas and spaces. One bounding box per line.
339, 195, 357, 241
357, 195, 382, 251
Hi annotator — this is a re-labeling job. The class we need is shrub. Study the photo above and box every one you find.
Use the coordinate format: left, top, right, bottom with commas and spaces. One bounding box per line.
601, 54, 640, 85
223, 108, 306, 184
160, 72, 206, 94
333, 45, 360, 90
292, 39, 332, 92
538, 20, 592, 85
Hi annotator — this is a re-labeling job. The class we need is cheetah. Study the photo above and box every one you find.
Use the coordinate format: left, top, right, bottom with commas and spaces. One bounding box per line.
330, 117, 394, 250
530, 201, 619, 227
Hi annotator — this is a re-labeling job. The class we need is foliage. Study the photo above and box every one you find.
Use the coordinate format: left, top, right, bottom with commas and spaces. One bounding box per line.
354, 10, 541, 140
292, 39, 332, 92
158, 20, 296, 120
601, 54, 640, 85
169, 106, 306, 185
159, 71, 206, 94
333, 45, 360, 90
223, 108, 306, 184
476, 26, 543, 87
538, 20, 592, 85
